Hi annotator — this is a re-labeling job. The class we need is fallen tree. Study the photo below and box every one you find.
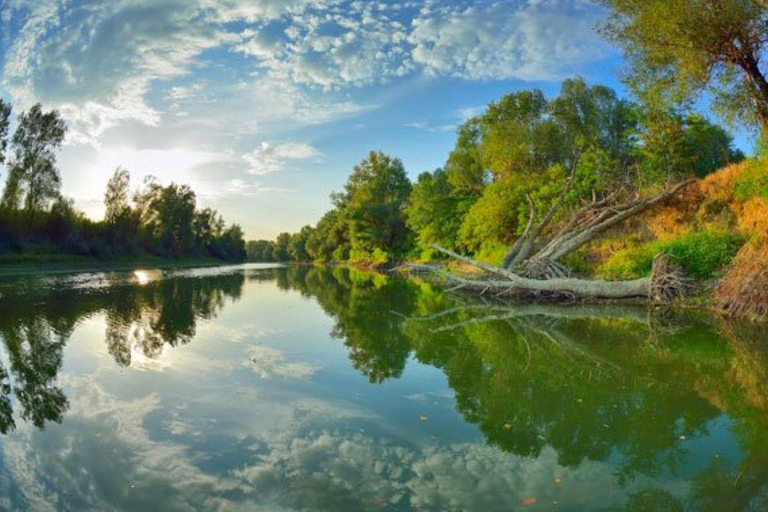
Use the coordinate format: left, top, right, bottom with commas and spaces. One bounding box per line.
399, 179, 694, 302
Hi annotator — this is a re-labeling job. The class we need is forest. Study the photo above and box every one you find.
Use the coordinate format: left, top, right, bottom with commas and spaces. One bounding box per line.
0, 101, 246, 263
249, 0, 768, 319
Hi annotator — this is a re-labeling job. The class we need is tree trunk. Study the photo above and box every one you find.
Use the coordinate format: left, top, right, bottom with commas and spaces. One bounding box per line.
421, 245, 651, 299
399, 179, 694, 302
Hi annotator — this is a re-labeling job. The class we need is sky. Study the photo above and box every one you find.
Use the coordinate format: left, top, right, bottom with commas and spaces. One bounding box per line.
0, 0, 750, 239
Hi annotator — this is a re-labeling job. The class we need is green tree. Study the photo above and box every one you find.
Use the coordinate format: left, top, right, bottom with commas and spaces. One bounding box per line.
213, 224, 246, 261
136, 180, 197, 255
640, 108, 745, 182
0, 99, 10, 169
338, 151, 413, 260
306, 208, 350, 261
273, 232, 292, 261
479, 89, 565, 179
685, 114, 745, 177
104, 167, 131, 225
193, 207, 224, 252
288, 225, 312, 262
1, 104, 67, 221
598, 0, 768, 135
247, 240, 275, 262
406, 169, 471, 252
445, 119, 487, 195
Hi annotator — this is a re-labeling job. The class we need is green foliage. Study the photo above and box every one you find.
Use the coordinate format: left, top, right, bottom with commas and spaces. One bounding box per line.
733, 158, 768, 201
273, 233, 292, 262
640, 109, 746, 184
246, 240, 274, 262
1, 104, 66, 219
254, 78, 741, 270
599, 230, 745, 280
341, 151, 413, 259
405, 169, 475, 252
0, 99, 10, 167
288, 225, 312, 262
598, 0, 768, 135
458, 178, 533, 251
0, 99, 245, 262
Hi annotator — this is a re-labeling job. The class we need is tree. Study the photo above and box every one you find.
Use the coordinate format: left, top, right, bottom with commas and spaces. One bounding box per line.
193, 207, 224, 252
306, 208, 349, 261
445, 120, 487, 195
0, 99, 10, 168
406, 169, 472, 252
598, 0, 768, 135
135, 180, 196, 255
479, 89, 565, 179
247, 240, 275, 262
1, 104, 67, 221
640, 109, 745, 182
273, 232, 292, 261
104, 167, 131, 225
213, 224, 246, 261
338, 151, 413, 260
288, 225, 312, 262
685, 114, 745, 177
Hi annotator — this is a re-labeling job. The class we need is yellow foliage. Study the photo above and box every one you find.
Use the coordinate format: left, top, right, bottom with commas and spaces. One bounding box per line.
736, 197, 768, 234
579, 159, 766, 277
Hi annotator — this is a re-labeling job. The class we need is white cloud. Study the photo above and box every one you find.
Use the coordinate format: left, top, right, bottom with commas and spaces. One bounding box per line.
409, 0, 610, 81
0, 0, 611, 147
456, 105, 486, 121
405, 121, 456, 133
243, 142, 321, 175
246, 345, 320, 379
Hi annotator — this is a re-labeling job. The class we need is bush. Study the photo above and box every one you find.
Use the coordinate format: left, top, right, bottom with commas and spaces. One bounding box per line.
599, 229, 745, 280
734, 159, 768, 201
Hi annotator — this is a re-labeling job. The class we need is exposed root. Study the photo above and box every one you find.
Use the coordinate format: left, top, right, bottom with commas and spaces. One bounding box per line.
517, 257, 571, 280
649, 253, 692, 303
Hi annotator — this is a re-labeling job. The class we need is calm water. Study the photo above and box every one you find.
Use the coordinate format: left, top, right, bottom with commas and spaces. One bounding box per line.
0, 264, 766, 511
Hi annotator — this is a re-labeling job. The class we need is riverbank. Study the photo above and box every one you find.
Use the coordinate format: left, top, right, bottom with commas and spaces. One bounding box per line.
0, 254, 231, 278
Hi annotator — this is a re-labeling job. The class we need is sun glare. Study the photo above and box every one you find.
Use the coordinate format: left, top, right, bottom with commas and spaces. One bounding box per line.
133, 270, 150, 285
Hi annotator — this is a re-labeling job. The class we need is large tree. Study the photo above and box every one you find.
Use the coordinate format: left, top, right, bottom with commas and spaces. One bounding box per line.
338, 151, 412, 259
1, 104, 67, 220
104, 167, 131, 225
598, 0, 768, 135
0, 99, 10, 168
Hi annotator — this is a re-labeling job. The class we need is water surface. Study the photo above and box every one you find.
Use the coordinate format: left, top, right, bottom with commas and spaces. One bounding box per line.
0, 264, 766, 511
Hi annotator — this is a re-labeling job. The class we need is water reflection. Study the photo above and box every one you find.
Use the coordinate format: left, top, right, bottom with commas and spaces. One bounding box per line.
0, 265, 767, 509
0, 269, 245, 431
266, 265, 768, 511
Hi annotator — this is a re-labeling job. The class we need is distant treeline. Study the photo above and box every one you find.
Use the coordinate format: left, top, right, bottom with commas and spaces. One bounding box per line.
0, 100, 245, 262
247, 77, 744, 266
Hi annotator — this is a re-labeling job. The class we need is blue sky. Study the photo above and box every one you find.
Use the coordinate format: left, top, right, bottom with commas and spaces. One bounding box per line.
0, 0, 751, 239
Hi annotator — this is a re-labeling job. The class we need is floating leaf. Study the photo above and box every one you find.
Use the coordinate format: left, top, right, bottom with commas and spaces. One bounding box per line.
503, 423, 512, 430
419, 414, 428, 421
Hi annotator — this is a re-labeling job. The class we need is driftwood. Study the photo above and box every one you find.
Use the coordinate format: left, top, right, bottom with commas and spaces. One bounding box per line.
502, 179, 695, 279
399, 179, 694, 302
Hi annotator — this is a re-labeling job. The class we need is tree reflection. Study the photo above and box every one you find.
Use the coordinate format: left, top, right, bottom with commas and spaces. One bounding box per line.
272, 265, 768, 510
103, 273, 244, 367
0, 269, 245, 432
0, 315, 68, 433
264, 265, 415, 382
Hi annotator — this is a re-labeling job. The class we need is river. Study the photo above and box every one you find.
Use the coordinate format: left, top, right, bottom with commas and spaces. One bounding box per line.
0, 263, 765, 511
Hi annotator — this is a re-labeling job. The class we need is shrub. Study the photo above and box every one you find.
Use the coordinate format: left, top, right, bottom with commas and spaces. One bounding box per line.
734, 159, 768, 201
599, 229, 745, 280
